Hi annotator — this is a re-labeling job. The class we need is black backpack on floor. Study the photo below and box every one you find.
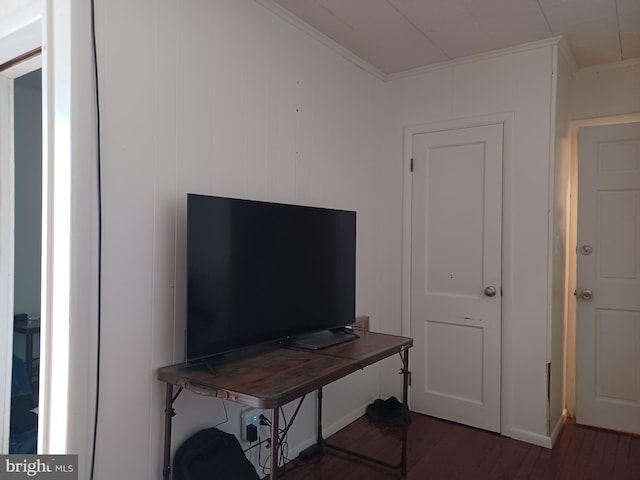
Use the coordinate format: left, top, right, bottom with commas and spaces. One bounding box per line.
173, 427, 259, 480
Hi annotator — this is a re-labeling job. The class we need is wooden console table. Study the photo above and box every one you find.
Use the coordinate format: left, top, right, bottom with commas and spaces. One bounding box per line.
157, 331, 412, 480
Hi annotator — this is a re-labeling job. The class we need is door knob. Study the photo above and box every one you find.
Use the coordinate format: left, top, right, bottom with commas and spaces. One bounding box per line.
580, 289, 593, 300
484, 286, 497, 297
580, 244, 593, 255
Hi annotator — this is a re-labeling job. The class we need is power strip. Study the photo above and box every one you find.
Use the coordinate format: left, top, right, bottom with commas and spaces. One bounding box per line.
241, 408, 269, 442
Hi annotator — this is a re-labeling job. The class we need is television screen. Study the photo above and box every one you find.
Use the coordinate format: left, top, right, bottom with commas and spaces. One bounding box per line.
186, 194, 356, 361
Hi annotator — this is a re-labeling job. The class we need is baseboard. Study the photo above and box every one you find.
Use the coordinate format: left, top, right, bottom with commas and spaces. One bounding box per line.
549, 409, 567, 446
509, 427, 553, 448
509, 411, 566, 449
322, 403, 369, 439
288, 405, 566, 457
286, 402, 369, 459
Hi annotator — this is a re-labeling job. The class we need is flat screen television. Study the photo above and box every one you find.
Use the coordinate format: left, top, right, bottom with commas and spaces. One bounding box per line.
186, 194, 356, 361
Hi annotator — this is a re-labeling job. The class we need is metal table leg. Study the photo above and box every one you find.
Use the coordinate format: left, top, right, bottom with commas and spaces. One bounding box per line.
318, 348, 411, 475
270, 407, 279, 480
162, 384, 173, 480
317, 387, 323, 446
161, 384, 183, 480
401, 347, 410, 475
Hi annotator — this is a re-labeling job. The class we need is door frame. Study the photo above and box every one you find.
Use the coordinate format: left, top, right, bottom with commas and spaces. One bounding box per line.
0, 3, 44, 453
0, 65, 16, 455
402, 111, 514, 435
0, 0, 78, 455
566, 113, 640, 418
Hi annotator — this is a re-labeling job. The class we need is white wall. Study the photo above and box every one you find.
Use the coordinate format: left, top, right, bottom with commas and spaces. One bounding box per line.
547, 46, 572, 439
571, 60, 640, 121
92, 0, 396, 478
0, 0, 36, 19
384, 44, 558, 445
65, 0, 101, 469
0, 0, 36, 18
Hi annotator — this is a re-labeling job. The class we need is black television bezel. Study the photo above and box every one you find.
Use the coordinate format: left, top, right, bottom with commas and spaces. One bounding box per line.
185, 193, 356, 361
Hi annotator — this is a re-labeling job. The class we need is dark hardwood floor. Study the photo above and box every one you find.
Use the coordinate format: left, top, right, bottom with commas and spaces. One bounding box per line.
278, 413, 640, 480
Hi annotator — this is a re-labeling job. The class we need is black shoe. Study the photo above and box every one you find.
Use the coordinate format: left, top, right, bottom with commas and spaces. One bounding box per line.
365, 396, 410, 425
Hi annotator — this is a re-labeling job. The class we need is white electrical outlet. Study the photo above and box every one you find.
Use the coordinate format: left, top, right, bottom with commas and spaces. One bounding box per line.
241, 408, 268, 442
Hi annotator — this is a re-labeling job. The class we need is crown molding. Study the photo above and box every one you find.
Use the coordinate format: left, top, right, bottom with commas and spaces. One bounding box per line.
251, 5, 583, 84
387, 36, 565, 81
254, 0, 387, 81
576, 57, 640, 75
556, 37, 578, 76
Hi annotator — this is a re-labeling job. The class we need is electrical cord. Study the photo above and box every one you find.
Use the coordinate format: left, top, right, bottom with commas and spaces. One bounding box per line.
279, 395, 305, 440
89, 0, 103, 478
243, 437, 271, 454
258, 434, 270, 475
259, 414, 271, 427
254, 395, 306, 474
211, 400, 228, 429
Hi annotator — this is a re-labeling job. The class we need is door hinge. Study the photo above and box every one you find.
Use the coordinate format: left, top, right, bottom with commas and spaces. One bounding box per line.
410, 158, 414, 172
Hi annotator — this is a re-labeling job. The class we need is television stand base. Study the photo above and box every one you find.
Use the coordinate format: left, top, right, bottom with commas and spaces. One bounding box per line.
281, 328, 358, 350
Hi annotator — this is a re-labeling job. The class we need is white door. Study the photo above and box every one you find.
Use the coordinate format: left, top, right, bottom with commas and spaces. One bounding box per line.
576, 122, 640, 435
410, 124, 503, 432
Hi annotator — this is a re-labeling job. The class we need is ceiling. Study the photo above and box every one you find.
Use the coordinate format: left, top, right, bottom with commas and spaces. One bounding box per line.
268, 0, 640, 75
